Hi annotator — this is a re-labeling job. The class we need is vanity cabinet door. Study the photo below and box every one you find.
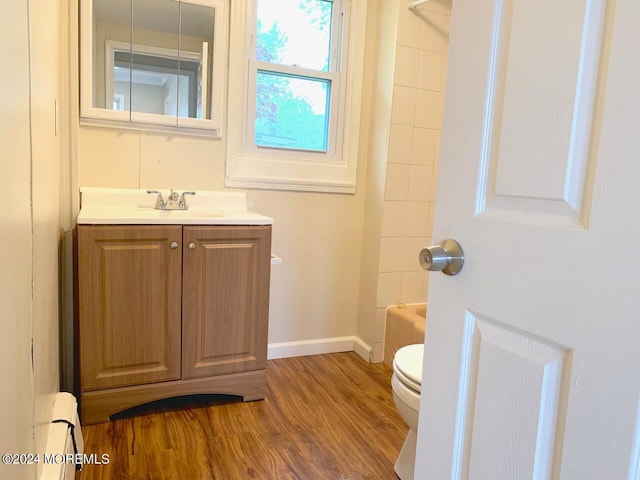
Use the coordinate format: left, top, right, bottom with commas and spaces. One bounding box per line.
78, 225, 183, 391
181, 226, 271, 379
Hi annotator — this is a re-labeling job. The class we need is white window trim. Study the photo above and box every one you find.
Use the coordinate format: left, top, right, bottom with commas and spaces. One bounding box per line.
225, 0, 367, 194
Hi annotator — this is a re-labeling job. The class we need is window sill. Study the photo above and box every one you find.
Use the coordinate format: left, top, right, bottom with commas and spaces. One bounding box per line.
224, 174, 356, 194
225, 150, 357, 194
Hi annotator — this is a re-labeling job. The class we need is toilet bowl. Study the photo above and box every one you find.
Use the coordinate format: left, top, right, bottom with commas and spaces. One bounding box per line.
391, 343, 424, 480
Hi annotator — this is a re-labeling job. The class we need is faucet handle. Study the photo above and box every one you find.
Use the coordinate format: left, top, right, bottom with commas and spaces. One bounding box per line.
168, 189, 180, 201
146, 189, 165, 210
179, 191, 196, 209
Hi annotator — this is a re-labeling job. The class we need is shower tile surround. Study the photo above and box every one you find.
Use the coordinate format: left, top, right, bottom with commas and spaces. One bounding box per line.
374, 1, 451, 360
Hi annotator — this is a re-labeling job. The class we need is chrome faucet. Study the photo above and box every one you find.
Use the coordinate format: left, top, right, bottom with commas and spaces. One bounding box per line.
146, 189, 195, 210
178, 191, 196, 209
146, 190, 166, 210
164, 190, 181, 209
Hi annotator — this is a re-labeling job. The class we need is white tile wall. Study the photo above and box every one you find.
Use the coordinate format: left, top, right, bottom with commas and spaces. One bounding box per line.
397, 4, 422, 48
394, 46, 420, 88
414, 90, 442, 129
377, 272, 402, 308
411, 127, 438, 165
391, 86, 417, 126
407, 165, 433, 202
401, 271, 428, 304
430, 167, 439, 202
388, 125, 414, 164
405, 201, 431, 237
381, 201, 408, 237
372, 342, 385, 363
418, 50, 443, 92
379, 237, 405, 273
384, 163, 411, 200
420, 11, 450, 54
374, 1, 451, 346
376, 308, 387, 344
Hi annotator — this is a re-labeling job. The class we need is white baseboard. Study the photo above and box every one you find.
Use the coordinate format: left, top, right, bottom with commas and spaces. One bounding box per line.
268, 336, 372, 362
371, 342, 385, 364
352, 336, 372, 362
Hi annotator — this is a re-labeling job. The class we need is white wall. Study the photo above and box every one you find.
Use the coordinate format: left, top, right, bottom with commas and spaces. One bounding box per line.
0, 0, 67, 478
30, 0, 67, 475
0, 2, 37, 478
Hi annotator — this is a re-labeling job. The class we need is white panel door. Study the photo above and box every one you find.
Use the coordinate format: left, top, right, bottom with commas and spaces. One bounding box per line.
415, 0, 640, 478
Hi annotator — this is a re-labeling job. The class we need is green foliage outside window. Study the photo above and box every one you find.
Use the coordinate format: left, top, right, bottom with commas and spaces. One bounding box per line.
254, 1, 334, 152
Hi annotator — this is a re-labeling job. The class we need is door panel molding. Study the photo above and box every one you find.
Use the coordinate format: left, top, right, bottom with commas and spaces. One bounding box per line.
452, 312, 573, 479
475, 0, 610, 229
78, 225, 183, 391
181, 226, 271, 379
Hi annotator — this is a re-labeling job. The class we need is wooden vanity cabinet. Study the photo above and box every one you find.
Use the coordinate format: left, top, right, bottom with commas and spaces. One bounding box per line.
181, 226, 270, 379
77, 224, 271, 424
77, 225, 183, 391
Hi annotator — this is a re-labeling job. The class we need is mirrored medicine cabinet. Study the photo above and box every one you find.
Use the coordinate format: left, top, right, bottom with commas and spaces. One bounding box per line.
80, 0, 227, 135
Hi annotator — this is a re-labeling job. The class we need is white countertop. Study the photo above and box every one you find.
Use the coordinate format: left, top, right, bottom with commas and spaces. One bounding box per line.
76, 187, 273, 226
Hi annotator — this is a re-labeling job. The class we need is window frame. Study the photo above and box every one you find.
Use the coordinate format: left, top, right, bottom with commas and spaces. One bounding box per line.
225, 0, 366, 193
247, 62, 341, 156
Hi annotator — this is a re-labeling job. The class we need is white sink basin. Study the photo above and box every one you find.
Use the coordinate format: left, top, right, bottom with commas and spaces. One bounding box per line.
76, 188, 273, 225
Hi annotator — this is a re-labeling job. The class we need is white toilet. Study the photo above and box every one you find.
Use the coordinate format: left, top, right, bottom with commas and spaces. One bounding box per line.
391, 343, 424, 480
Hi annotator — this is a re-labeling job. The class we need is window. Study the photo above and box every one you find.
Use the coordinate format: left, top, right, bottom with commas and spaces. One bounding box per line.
251, 0, 337, 152
225, 0, 367, 193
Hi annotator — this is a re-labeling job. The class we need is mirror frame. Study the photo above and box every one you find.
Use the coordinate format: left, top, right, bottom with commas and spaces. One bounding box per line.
80, 0, 227, 136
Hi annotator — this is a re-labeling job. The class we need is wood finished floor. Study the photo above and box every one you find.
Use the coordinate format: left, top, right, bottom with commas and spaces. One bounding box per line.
77, 352, 408, 479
